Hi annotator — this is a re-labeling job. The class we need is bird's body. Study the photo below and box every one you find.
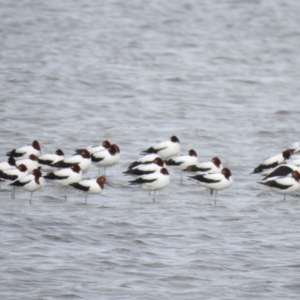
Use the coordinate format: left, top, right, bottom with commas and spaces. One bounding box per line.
52, 149, 91, 173
184, 157, 223, 174
91, 144, 120, 174
129, 167, 170, 201
9, 169, 44, 201
258, 170, 300, 201
124, 157, 165, 176
38, 149, 64, 172
251, 149, 292, 175
189, 168, 232, 204
69, 176, 107, 202
141, 136, 180, 160
6, 140, 41, 159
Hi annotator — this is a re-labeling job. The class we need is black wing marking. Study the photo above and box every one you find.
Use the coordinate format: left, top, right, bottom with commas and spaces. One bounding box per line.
70, 182, 89, 192
38, 158, 55, 166
185, 165, 210, 172
253, 161, 280, 174
165, 159, 182, 166
123, 168, 155, 176
91, 156, 104, 163
263, 166, 293, 180
141, 146, 167, 155
128, 160, 152, 170
51, 161, 72, 168
44, 173, 69, 181
258, 181, 292, 190
0, 171, 18, 181
190, 175, 221, 184
129, 177, 156, 185
6, 149, 24, 158
9, 179, 31, 187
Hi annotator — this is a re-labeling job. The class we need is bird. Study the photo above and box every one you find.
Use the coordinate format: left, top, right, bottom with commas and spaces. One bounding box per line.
140, 136, 180, 160
44, 163, 82, 200
69, 176, 109, 203
0, 164, 29, 199
123, 157, 165, 176
6, 140, 41, 159
15, 154, 39, 173
77, 140, 111, 155
258, 170, 300, 201
38, 149, 65, 172
189, 168, 233, 204
52, 149, 91, 174
0, 164, 28, 182
0, 156, 16, 171
251, 149, 292, 175
9, 168, 44, 202
128, 167, 170, 201
91, 144, 120, 174
166, 149, 198, 182
127, 154, 161, 170
184, 157, 223, 174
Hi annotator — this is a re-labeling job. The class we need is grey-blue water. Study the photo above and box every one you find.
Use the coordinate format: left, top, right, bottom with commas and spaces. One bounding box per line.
1, 0, 300, 299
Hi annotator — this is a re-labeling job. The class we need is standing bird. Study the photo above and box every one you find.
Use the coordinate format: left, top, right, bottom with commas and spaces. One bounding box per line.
123, 157, 165, 176
189, 168, 233, 204
91, 144, 120, 175
6, 140, 41, 159
258, 170, 300, 201
128, 167, 170, 201
44, 163, 82, 200
52, 149, 91, 174
38, 149, 65, 172
166, 149, 198, 182
184, 157, 223, 174
140, 136, 180, 160
69, 176, 109, 203
251, 149, 292, 175
0, 164, 29, 199
9, 168, 44, 202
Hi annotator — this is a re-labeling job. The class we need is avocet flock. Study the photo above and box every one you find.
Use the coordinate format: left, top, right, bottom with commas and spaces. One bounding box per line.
1, 136, 300, 204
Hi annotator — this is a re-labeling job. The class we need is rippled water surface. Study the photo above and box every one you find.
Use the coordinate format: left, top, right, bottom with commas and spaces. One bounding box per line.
1, 0, 300, 299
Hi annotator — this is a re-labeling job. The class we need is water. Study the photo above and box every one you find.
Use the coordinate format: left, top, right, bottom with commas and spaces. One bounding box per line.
1, 0, 300, 299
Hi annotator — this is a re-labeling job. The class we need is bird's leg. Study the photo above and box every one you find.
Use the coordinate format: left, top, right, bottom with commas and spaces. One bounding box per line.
11, 186, 15, 199
214, 191, 217, 205
153, 190, 156, 202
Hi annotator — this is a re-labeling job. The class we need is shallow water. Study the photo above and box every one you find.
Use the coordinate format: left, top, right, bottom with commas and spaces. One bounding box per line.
1, 0, 300, 299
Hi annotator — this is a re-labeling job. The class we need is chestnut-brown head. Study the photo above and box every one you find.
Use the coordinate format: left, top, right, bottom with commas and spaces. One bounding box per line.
56, 149, 64, 156
18, 164, 28, 172
71, 163, 81, 173
102, 140, 111, 149
282, 149, 292, 160
153, 157, 164, 167
188, 149, 197, 157
222, 168, 232, 180
96, 176, 106, 189
32, 140, 41, 151
212, 157, 222, 168
292, 170, 300, 182
171, 136, 180, 143
160, 167, 169, 175
29, 154, 38, 161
